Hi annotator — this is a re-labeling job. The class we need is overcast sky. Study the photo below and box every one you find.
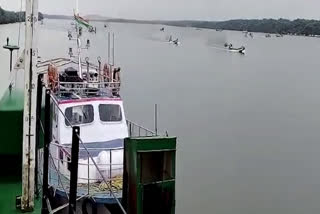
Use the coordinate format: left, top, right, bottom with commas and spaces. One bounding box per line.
0, 0, 320, 20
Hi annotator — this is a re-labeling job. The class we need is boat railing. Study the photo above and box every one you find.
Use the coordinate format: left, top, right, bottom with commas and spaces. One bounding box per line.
37, 58, 99, 74
58, 81, 121, 88
126, 120, 157, 137
54, 81, 121, 97
48, 142, 124, 191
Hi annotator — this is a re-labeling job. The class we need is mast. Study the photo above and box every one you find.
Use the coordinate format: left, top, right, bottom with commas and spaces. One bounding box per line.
74, 0, 83, 78
21, 0, 39, 211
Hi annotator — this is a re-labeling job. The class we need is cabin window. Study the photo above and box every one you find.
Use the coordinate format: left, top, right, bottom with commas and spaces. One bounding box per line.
99, 104, 122, 122
65, 105, 94, 126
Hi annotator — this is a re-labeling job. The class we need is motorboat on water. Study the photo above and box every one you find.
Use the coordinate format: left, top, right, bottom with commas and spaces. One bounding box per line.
168, 36, 180, 45
172, 39, 180, 45
229, 46, 246, 54
244, 32, 253, 38
224, 43, 246, 54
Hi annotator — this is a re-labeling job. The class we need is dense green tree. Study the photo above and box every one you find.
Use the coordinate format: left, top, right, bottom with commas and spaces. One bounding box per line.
158, 18, 320, 36
102, 17, 320, 36
0, 6, 43, 25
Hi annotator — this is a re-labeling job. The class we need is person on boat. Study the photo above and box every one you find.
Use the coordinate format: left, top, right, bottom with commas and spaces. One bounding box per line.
228, 43, 233, 49
113, 67, 121, 82
48, 64, 58, 91
68, 31, 72, 40
173, 39, 179, 45
113, 67, 121, 96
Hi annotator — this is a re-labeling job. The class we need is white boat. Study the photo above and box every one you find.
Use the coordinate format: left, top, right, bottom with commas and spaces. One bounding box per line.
168, 36, 180, 45
47, 67, 128, 184
228, 47, 246, 54
225, 43, 246, 54
36, 10, 132, 193
41, 59, 129, 184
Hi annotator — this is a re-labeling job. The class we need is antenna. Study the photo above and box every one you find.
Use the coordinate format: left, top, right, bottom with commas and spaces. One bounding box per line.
112, 33, 115, 66
108, 32, 110, 63
75, 0, 79, 15
155, 104, 158, 136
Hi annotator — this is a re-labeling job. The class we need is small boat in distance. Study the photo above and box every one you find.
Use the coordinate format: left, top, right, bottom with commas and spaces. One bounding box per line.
225, 43, 246, 54
173, 38, 180, 45
168, 36, 180, 45
160, 27, 165, 32
265, 33, 271, 38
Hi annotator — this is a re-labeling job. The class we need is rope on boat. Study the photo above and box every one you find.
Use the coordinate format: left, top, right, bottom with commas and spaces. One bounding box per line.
78, 175, 123, 193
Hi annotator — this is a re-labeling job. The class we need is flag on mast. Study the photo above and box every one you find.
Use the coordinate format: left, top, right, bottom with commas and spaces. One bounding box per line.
74, 0, 94, 30
74, 13, 92, 29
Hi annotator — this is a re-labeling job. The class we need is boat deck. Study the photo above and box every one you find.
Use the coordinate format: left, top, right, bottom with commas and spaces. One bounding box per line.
49, 167, 123, 204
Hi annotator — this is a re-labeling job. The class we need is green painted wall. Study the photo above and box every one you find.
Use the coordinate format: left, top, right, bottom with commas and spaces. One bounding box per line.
0, 177, 41, 214
0, 88, 24, 156
124, 137, 177, 214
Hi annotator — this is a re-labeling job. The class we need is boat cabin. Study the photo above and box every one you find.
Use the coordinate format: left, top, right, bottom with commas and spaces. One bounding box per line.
44, 61, 128, 185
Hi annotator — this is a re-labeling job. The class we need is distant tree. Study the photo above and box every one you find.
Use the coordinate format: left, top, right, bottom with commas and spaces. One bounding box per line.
159, 18, 320, 36
0, 6, 43, 25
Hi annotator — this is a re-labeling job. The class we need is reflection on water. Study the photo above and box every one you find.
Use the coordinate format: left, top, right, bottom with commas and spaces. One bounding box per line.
1, 19, 320, 214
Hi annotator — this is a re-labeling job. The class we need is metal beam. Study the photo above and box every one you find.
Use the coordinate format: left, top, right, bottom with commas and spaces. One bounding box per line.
69, 127, 80, 214
41, 89, 51, 214
22, 0, 39, 211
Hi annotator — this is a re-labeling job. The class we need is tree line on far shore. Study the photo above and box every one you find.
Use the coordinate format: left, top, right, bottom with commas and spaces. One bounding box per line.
162, 19, 320, 36
103, 18, 320, 36
2, 5, 320, 37
0, 7, 43, 25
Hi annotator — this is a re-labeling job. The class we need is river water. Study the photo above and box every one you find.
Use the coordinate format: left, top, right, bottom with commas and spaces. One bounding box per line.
2, 19, 320, 214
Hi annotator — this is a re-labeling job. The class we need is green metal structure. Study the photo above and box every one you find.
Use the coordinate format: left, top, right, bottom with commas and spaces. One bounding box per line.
0, 88, 41, 213
123, 137, 176, 214
0, 88, 24, 157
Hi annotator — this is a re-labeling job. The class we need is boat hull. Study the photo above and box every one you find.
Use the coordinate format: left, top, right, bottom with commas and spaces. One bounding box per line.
228, 48, 246, 54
